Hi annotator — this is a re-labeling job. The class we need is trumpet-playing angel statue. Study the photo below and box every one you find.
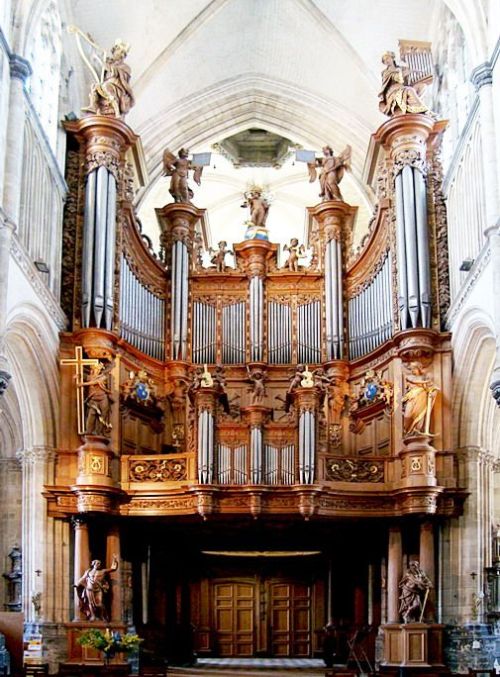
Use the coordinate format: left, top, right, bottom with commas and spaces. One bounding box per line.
162, 148, 211, 204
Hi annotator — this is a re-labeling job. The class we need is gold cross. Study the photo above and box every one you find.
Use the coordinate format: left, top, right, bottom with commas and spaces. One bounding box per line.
60, 346, 99, 435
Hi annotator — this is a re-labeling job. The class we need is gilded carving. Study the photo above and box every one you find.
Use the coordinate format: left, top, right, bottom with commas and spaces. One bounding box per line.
129, 458, 187, 482
325, 458, 384, 483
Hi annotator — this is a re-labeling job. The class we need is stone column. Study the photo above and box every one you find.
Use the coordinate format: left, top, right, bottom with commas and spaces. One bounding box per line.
471, 64, 499, 231
387, 525, 402, 623
420, 520, 435, 621
156, 203, 205, 360
106, 524, 122, 622
72, 516, 90, 620
2, 54, 31, 224
0, 209, 15, 396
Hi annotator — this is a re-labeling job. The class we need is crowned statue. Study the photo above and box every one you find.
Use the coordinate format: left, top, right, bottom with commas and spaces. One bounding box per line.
68, 26, 135, 118
378, 50, 433, 117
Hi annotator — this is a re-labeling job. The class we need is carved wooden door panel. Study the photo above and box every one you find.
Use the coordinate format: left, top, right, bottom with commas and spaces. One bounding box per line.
269, 580, 312, 657
212, 579, 255, 656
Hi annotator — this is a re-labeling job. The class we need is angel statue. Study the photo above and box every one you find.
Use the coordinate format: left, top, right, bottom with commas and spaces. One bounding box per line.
163, 148, 205, 204
68, 26, 134, 118
307, 146, 351, 202
379, 51, 432, 117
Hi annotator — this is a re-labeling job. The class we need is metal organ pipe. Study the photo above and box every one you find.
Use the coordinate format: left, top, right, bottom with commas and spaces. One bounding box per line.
402, 164, 420, 327
250, 426, 262, 484
104, 174, 117, 330
414, 168, 432, 327
395, 172, 409, 329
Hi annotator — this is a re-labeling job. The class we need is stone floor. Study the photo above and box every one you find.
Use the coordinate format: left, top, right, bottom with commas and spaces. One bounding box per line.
169, 656, 329, 675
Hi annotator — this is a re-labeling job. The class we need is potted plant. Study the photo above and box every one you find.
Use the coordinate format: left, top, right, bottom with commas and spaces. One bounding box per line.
77, 628, 142, 664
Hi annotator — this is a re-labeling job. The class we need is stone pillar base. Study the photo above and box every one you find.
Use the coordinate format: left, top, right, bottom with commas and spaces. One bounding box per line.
382, 622, 444, 667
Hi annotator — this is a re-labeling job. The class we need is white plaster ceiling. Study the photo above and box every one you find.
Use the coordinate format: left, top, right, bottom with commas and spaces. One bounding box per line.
68, 0, 435, 249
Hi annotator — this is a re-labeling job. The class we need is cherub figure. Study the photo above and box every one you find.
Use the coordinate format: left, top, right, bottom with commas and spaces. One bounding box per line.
69, 26, 134, 118
210, 241, 233, 272
213, 365, 227, 390
288, 364, 305, 394
163, 148, 203, 204
379, 51, 432, 117
308, 145, 351, 202
247, 366, 266, 404
283, 238, 305, 272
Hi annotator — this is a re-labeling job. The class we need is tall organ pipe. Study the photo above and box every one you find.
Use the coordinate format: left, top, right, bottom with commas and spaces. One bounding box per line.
414, 168, 432, 327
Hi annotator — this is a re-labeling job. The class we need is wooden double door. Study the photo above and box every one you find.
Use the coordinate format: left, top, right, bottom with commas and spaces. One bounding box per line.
212, 577, 313, 657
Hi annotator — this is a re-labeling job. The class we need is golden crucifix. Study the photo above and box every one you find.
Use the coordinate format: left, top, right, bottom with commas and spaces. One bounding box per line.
60, 346, 99, 435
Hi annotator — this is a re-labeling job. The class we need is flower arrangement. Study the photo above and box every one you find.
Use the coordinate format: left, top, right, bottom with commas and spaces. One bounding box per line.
77, 628, 142, 660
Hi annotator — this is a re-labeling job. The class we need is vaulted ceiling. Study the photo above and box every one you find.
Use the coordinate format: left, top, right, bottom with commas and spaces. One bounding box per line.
68, 0, 438, 247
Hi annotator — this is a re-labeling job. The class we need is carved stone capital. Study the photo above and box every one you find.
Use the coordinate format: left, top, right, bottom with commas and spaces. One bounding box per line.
0, 369, 11, 398
9, 54, 32, 82
70, 515, 88, 529
471, 62, 493, 91
16, 446, 56, 465
490, 379, 500, 408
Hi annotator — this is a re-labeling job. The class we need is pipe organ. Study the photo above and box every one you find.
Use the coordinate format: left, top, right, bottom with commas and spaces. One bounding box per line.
53, 108, 461, 531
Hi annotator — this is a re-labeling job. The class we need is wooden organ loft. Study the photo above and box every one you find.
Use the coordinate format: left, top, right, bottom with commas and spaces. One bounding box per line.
46, 109, 464, 666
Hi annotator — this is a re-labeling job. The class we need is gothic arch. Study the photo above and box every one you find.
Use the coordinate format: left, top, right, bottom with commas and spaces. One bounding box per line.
452, 306, 499, 453
4, 302, 59, 450
136, 74, 374, 211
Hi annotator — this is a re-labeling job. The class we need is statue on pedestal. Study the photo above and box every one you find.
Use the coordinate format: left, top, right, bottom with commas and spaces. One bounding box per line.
69, 26, 135, 118
399, 560, 432, 623
378, 51, 431, 117
242, 188, 271, 240
402, 363, 439, 437
75, 555, 119, 622
307, 146, 351, 202
163, 148, 205, 204
79, 361, 113, 437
